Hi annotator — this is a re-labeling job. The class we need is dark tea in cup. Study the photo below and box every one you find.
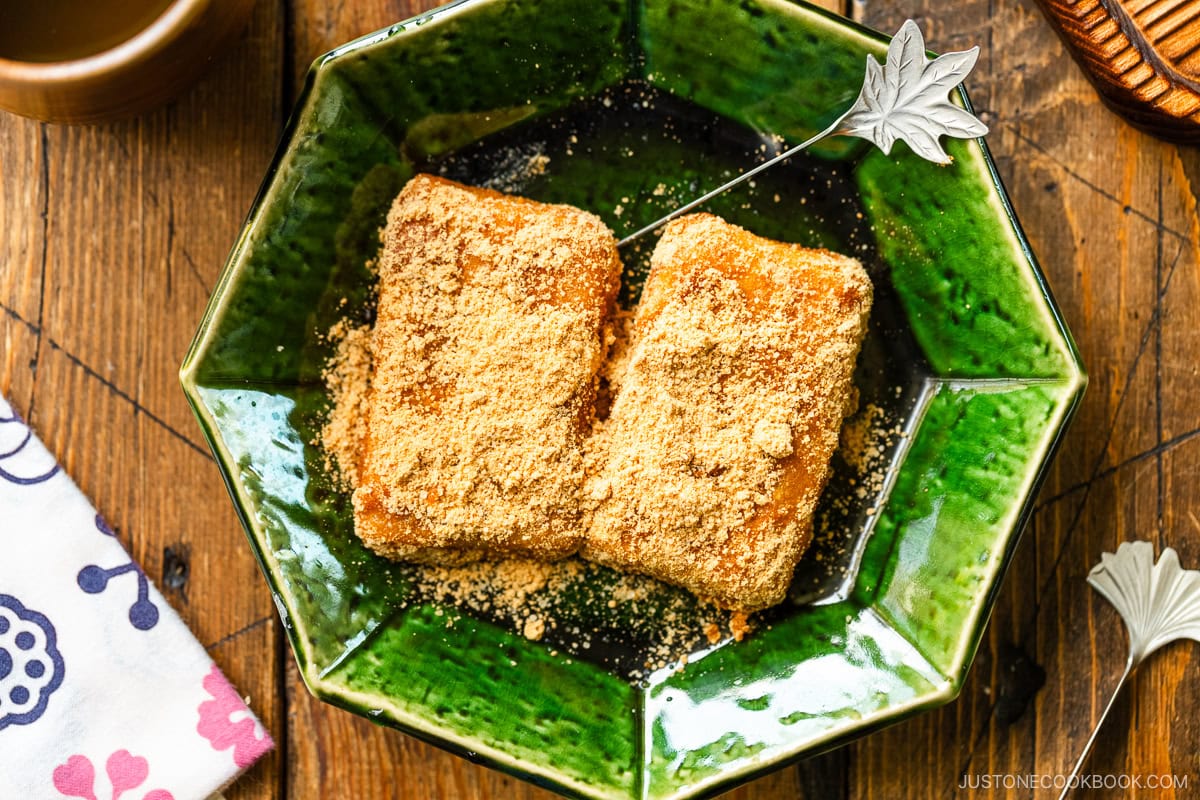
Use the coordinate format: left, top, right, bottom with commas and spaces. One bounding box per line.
0, 0, 176, 62
0, 0, 255, 123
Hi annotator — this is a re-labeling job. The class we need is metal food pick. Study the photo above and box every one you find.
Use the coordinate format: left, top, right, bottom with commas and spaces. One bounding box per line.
1059, 541, 1200, 799
618, 19, 989, 248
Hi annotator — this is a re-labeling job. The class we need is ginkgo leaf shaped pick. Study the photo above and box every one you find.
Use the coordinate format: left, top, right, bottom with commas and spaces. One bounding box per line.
619, 19, 989, 248
1058, 541, 1200, 799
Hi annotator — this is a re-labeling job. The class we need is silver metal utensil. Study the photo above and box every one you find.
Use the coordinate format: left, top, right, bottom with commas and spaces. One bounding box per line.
1059, 541, 1200, 799
617, 19, 989, 248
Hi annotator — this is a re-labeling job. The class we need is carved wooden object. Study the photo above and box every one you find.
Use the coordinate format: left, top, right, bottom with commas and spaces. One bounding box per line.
1036, 0, 1200, 140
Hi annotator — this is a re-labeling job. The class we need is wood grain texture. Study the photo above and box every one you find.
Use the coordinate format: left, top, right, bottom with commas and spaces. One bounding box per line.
1, 0, 1197, 798
1034, 0, 1200, 140
855, 1, 1200, 798
0, 1, 286, 798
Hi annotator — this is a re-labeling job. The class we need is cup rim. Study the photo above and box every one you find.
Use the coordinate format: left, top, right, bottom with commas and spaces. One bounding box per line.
0, 0, 204, 83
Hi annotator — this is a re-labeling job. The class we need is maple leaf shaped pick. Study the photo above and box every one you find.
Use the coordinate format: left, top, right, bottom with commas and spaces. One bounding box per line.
837, 19, 988, 164
616, 19, 990, 247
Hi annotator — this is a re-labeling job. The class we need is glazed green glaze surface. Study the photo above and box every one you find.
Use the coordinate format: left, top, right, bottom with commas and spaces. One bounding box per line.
180, 0, 1086, 798
643, 603, 944, 796
328, 606, 639, 797
194, 386, 409, 671
857, 144, 1077, 379
638, 0, 871, 159
853, 381, 1074, 677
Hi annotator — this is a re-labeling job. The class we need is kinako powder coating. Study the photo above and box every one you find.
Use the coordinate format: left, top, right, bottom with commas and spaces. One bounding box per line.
320, 175, 874, 660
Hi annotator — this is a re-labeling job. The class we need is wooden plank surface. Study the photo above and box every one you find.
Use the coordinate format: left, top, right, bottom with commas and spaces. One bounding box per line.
0, 2, 286, 798
853, 2, 1200, 799
1, 0, 1197, 798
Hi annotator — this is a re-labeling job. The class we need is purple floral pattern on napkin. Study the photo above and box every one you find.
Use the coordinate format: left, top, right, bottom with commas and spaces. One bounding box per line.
0, 411, 57, 485
0, 594, 65, 730
77, 516, 160, 631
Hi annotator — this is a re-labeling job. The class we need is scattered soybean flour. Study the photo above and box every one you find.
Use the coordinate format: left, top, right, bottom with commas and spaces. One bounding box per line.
314, 83, 901, 679
320, 299, 753, 682
319, 298, 898, 683
796, 400, 903, 601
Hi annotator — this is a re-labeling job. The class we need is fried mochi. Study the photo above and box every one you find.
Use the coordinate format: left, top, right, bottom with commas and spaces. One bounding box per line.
583, 214, 872, 610
353, 175, 620, 564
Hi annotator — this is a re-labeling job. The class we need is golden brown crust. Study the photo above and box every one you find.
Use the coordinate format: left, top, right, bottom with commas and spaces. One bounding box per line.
351, 174, 621, 563
582, 213, 872, 610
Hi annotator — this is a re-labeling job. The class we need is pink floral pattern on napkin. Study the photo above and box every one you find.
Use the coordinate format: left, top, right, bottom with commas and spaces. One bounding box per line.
52, 749, 174, 800
197, 665, 273, 768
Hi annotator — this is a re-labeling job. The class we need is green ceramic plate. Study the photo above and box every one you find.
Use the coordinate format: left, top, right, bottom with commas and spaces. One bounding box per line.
180, 0, 1086, 797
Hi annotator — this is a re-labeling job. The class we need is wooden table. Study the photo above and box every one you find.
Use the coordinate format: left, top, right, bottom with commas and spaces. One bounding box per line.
2, 0, 1197, 797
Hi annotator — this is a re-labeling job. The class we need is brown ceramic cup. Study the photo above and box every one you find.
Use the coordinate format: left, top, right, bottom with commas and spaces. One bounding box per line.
0, 0, 256, 124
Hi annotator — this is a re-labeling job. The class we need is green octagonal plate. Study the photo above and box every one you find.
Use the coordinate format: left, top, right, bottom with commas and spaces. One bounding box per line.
180, 0, 1086, 797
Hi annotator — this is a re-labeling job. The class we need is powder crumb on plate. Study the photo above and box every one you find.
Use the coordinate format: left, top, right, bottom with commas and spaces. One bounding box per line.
392, 556, 752, 680
320, 320, 374, 488
523, 615, 546, 641
838, 402, 899, 500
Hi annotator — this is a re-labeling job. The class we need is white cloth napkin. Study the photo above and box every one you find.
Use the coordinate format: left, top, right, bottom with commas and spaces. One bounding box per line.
0, 394, 273, 800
